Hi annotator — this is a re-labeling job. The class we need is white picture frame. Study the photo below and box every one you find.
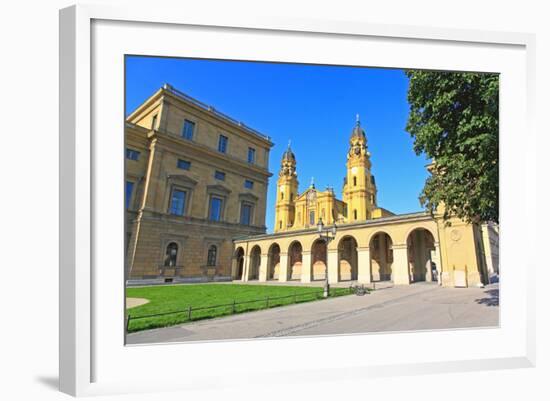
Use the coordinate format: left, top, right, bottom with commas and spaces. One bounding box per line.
59, 4, 536, 397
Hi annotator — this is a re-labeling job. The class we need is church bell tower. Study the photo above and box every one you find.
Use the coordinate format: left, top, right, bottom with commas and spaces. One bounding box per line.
274, 143, 299, 232
342, 115, 377, 221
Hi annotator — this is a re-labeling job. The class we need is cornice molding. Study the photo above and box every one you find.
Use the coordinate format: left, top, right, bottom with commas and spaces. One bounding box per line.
166, 174, 198, 188
206, 184, 232, 196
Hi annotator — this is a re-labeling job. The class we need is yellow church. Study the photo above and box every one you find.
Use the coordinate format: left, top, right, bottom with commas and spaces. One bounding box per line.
233, 117, 498, 288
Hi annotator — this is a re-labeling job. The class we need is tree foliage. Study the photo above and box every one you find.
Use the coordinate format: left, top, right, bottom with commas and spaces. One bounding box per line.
405, 70, 499, 223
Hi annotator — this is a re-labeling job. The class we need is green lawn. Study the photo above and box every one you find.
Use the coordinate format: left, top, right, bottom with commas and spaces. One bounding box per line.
126, 284, 354, 333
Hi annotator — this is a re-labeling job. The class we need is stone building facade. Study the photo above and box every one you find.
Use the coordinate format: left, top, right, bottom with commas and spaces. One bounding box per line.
234, 118, 496, 288
125, 84, 273, 283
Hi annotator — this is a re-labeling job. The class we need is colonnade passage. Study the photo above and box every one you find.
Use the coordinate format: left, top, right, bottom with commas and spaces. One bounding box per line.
232, 228, 441, 285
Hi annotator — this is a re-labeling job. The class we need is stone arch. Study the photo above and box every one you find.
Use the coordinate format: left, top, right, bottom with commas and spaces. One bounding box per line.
248, 245, 261, 280
234, 247, 245, 280
403, 224, 438, 246
338, 235, 358, 281
369, 231, 394, 281
288, 241, 303, 280
267, 243, 281, 280
407, 228, 436, 282
311, 238, 327, 281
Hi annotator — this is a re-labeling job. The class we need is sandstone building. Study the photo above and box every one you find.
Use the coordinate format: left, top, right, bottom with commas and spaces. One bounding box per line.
125, 84, 273, 283
234, 117, 497, 288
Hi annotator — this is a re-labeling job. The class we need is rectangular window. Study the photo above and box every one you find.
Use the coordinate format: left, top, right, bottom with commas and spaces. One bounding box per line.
218, 135, 228, 153
177, 159, 191, 170
126, 148, 140, 161
214, 170, 225, 181
125, 181, 134, 209
207, 246, 217, 266
209, 197, 223, 221
247, 147, 256, 164
240, 203, 252, 225
169, 189, 187, 216
244, 180, 254, 189
182, 119, 195, 140
309, 210, 315, 226
151, 114, 158, 130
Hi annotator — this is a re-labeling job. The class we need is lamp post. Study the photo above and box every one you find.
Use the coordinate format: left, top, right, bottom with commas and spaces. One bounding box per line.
317, 218, 337, 298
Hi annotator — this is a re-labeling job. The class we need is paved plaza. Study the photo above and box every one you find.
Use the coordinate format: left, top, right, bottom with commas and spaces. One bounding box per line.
126, 282, 499, 345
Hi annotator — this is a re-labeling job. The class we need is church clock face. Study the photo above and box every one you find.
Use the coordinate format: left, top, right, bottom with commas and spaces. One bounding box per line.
351, 167, 358, 174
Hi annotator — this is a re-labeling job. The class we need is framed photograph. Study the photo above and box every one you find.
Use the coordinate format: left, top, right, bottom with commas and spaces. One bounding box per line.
59, 4, 536, 397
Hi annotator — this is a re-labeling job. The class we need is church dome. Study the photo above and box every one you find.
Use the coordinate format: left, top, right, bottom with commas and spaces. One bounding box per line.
282, 143, 296, 162
350, 114, 366, 140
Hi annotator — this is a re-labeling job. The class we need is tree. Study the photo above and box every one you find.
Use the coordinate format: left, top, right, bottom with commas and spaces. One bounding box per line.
405, 70, 499, 224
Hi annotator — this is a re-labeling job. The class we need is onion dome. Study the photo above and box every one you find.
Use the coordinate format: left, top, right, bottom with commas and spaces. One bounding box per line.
279, 140, 297, 177
282, 140, 296, 162
350, 113, 366, 141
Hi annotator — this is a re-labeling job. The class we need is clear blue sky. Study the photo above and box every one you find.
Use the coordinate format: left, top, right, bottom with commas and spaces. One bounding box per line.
126, 56, 430, 233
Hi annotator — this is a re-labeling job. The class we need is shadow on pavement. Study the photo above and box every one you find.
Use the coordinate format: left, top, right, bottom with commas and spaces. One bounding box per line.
475, 288, 499, 307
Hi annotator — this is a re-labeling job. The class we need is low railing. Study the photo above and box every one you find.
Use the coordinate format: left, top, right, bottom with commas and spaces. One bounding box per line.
127, 286, 358, 332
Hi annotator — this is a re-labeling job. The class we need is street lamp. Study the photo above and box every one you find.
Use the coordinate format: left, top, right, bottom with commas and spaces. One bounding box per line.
317, 218, 337, 298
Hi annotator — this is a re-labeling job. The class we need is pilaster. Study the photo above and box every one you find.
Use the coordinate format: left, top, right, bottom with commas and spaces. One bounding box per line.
391, 244, 410, 285
327, 249, 339, 284
258, 253, 268, 282
242, 255, 251, 282
301, 251, 312, 283
278, 253, 289, 282
357, 246, 371, 284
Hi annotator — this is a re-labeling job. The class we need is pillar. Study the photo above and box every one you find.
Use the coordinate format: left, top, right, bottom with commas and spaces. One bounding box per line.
301, 251, 312, 283
278, 253, 289, 282
392, 244, 410, 285
426, 257, 433, 282
242, 255, 251, 282
259, 253, 268, 282
357, 247, 371, 284
425, 237, 433, 282
432, 242, 442, 284
327, 249, 339, 284
379, 234, 387, 279
231, 257, 237, 280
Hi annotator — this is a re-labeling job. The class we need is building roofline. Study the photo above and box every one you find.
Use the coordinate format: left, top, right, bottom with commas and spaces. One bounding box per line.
162, 84, 273, 146
126, 84, 274, 147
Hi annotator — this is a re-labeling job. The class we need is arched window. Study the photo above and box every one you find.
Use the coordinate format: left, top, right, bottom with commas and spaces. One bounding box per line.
164, 242, 178, 267
281, 192, 284, 200
207, 245, 217, 266
279, 220, 282, 229
353, 209, 357, 220
353, 176, 357, 186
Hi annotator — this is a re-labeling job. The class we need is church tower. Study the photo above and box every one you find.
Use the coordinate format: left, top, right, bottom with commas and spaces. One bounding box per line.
342, 115, 378, 221
274, 143, 299, 232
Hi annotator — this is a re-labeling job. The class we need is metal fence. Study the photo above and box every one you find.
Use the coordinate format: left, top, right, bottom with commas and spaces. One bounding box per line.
127, 286, 357, 332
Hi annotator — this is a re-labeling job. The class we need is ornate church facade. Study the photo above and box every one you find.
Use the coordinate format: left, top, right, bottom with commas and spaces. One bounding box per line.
233, 118, 497, 287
